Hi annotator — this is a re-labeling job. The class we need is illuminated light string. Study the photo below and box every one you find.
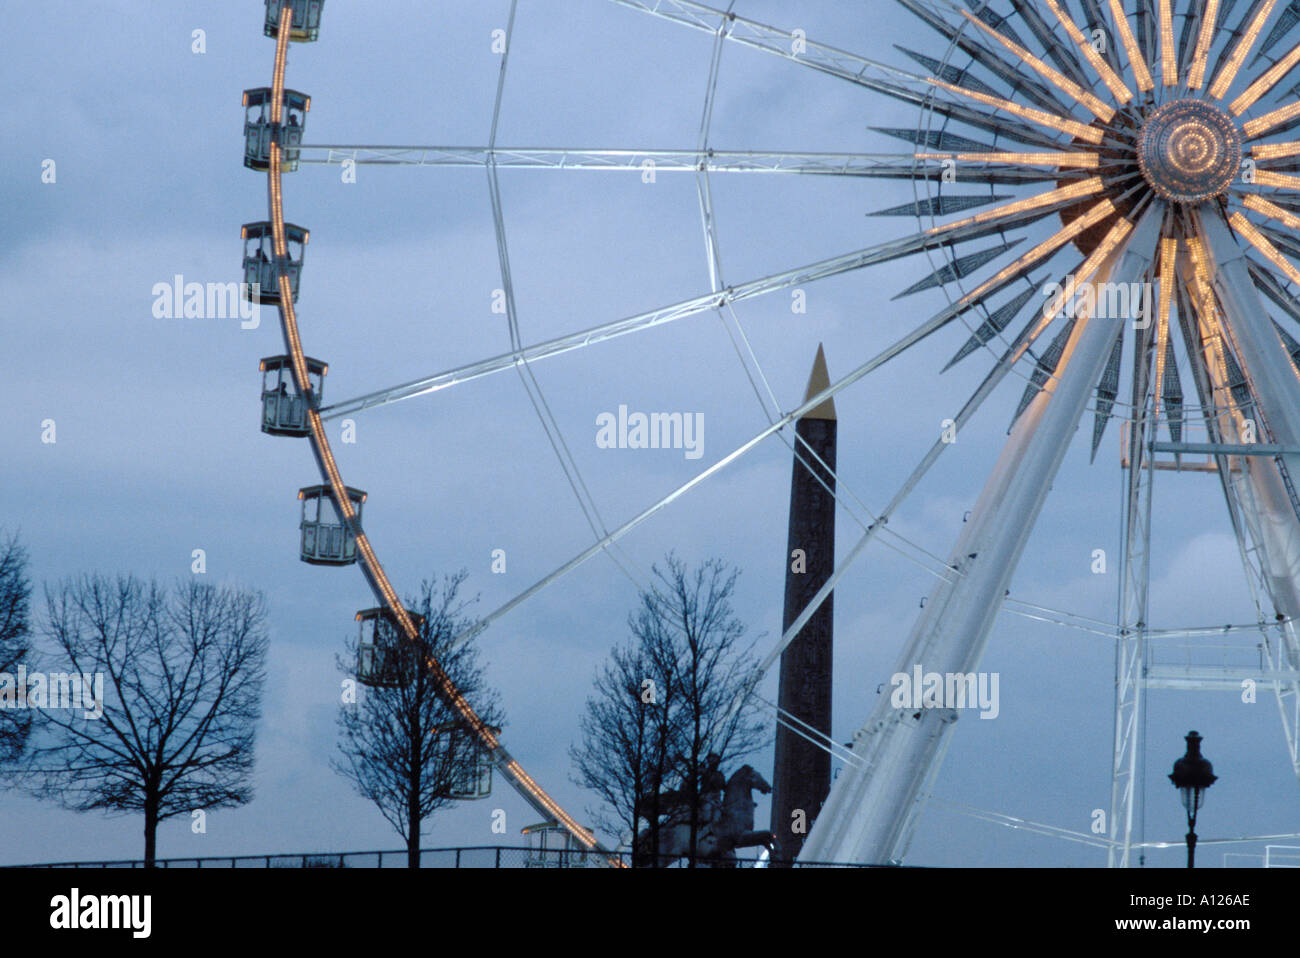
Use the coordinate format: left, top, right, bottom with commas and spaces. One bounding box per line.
1181, 236, 1241, 417
1016, 217, 1135, 364
1186, 0, 1220, 90
1230, 211, 1300, 287
1209, 0, 1279, 99
1160, 0, 1179, 88
1107, 0, 1154, 92
959, 8, 1116, 120
927, 77, 1106, 144
1040, 0, 1135, 105
1177, 238, 1255, 448
917, 177, 1105, 236
1242, 192, 1300, 231
1250, 169, 1300, 190
955, 198, 1119, 313
1231, 40, 1300, 115
914, 151, 1101, 168
1250, 137, 1300, 160
1243, 99, 1300, 138
1151, 237, 1178, 422
260, 3, 614, 863
1153, 237, 1178, 421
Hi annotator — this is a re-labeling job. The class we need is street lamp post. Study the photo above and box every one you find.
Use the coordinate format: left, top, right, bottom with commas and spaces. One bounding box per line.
1168, 730, 1217, 869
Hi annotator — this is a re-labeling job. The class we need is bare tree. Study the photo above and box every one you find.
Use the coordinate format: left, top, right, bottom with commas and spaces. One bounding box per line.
0, 532, 32, 769
651, 555, 767, 865
570, 633, 683, 867
571, 554, 767, 866
333, 571, 504, 868
26, 576, 269, 866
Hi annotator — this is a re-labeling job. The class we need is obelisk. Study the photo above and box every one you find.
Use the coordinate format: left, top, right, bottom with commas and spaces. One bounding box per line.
770, 344, 836, 865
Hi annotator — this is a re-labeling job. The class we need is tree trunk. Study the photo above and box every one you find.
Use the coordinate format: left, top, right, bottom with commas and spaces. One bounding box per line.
688, 763, 698, 869
143, 798, 159, 868
650, 726, 669, 867
632, 707, 645, 868
408, 782, 421, 868
407, 815, 420, 868
688, 709, 701, 868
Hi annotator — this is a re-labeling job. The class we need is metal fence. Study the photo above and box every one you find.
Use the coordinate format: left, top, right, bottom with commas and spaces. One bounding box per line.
14, 846, 883, 869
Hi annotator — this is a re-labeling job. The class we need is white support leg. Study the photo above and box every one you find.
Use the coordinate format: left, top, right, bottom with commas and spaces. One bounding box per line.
799, 205, 1165, 864
1195, 210, 1300, 786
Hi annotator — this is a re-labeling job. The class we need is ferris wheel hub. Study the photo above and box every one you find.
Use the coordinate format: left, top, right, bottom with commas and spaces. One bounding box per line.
1137, 99, 1243, 205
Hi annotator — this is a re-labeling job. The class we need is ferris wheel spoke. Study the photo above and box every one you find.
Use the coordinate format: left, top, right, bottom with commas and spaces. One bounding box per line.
1237, 188, 1300, 231
914, 150, 1103, 168
872, 125, 1015, 155
895, 239, 1026, 300
1177, 0, 1203, 78
318, 209, 1068, 422
1210, 0, 1281, 98
944, 285, 1040, 370
1241, 95, 1300, 136
1248, 135, 1300, 159
1134, 0, 1161, 83
1159, 0, 1180, 87
1229, 207, 1300, 284
1012, 317, 1081, 428
1185, 0, 1223, 90
904, 0, 1075, 113
1254, 0, 1300, 64
1006, 0, 1098, 91
890, 44, 1005, 102
1091, 326, 1128, 460
1050, 0, 1138, 103
962, 4, 1120, 119
1105, 0, 1158, 92
1231, 36, 1300, 113
1151, 235, 1179, 427
296, 145, 1079, 182
881, 86, 1072, 151
1081, 0, 1127, 76
1248, 166, 1300, 188
873, 194, 1024, 219
1249, 255, 1300, 325
928, 77, 1105, 144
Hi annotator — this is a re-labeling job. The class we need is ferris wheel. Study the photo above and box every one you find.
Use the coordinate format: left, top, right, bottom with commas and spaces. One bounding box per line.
242, 0, 1300, 867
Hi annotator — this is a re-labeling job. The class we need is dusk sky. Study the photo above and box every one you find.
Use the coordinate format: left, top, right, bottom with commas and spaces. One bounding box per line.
3, 0, 1297, 867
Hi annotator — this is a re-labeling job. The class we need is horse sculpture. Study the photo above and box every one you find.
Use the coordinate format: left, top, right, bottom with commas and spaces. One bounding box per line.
633, 763, 775, 867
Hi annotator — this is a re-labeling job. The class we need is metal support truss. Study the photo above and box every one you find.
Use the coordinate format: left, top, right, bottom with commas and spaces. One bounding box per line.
297, 145, 1066, 184
1108, 209, 1300, 866
1197, 209, 1300, 786
1108, 282, 1158, 869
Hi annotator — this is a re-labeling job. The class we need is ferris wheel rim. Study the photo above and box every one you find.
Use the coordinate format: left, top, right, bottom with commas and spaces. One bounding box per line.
253, 2, 615, 863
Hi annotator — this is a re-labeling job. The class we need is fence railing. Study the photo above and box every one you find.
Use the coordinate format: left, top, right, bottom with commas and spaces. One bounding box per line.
11, 845, 885, 869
